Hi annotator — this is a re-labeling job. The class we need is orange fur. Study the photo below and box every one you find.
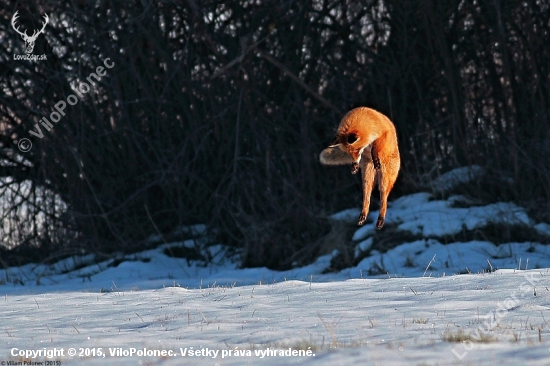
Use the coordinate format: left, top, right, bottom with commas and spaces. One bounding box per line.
320, 107, 400, 229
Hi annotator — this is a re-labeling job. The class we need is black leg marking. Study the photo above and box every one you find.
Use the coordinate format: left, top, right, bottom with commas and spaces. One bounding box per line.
372, 146, 381, 170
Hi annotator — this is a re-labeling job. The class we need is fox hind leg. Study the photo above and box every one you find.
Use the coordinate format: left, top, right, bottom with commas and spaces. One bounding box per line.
358, 159, 376, 226
375, 158, 399, 229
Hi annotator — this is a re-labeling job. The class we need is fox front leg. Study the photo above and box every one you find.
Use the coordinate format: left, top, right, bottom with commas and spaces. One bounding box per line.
351, 162, 359, 174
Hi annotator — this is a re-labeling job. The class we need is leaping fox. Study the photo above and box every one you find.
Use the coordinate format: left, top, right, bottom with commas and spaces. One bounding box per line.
320, 107, 400, 229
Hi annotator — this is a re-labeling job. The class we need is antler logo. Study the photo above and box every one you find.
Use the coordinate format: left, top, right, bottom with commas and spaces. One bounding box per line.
11, 10, 49, 54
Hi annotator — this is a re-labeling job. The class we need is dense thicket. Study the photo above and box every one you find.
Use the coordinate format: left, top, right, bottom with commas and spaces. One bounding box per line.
1, 0, 549, 268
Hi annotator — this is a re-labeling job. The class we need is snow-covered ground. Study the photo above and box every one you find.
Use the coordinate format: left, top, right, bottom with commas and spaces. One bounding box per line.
1, 167, 550, 365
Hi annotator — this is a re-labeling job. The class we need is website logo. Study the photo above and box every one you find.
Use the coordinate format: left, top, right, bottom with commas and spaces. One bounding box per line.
12, 10, 48, 61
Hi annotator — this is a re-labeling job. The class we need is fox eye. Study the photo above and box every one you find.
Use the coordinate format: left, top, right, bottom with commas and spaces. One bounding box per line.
347, 133, 358, 144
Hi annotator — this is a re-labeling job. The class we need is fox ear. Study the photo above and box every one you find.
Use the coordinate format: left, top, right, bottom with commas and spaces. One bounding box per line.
320, 145, 354, 165
347, 133, 359, 144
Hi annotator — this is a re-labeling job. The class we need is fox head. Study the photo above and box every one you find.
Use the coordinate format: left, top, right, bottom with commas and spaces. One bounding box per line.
331, 131, 366, 163
319, 130, 372, 167
321, 108, 381, 167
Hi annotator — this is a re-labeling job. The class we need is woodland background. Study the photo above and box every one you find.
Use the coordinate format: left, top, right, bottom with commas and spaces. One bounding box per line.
1, 0, 549, 269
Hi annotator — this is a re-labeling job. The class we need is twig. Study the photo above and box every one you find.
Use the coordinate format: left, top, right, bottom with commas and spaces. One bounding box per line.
487, 259, 493, 272
198, 310, 211, 324
256, 49, 342, 114
423, 254, 436, 277
210, 35, 270, 79
317, 311, 339, 347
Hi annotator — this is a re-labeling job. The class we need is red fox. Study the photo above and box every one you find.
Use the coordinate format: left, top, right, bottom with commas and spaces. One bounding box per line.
320, 107, 400, 229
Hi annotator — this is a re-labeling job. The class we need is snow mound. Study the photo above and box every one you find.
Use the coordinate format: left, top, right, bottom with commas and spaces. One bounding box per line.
431, 165, 484, 192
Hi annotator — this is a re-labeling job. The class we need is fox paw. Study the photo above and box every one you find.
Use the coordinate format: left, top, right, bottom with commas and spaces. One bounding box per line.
358, 212, 367, 226
376, 216, 385, 229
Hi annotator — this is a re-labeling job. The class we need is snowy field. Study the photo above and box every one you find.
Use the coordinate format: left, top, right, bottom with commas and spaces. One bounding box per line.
1, 167, 550, 365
